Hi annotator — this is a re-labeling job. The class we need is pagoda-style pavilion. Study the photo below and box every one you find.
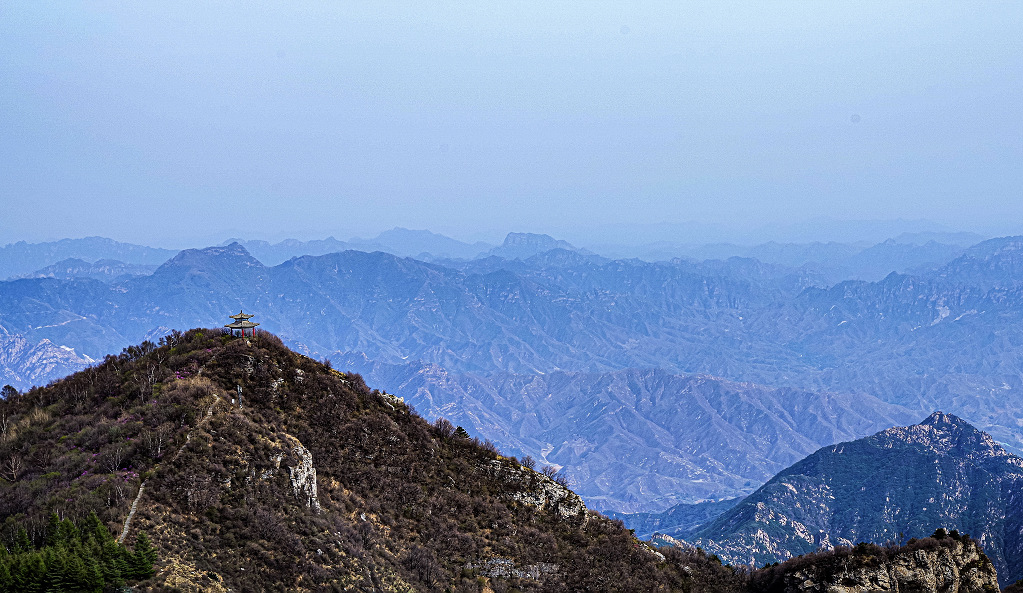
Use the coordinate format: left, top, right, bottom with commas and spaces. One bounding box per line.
225, 310, 259, 337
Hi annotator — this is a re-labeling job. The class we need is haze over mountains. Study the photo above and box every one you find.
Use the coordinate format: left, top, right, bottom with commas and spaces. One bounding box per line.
3, 229, 1023, 517
2, 227, 983, 281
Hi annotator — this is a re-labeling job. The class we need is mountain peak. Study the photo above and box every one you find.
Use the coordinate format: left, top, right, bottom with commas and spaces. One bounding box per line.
487, 233, 583, 260
919, 410, 971, 429
157, 242, 262, 270
694, 411, 1023, 584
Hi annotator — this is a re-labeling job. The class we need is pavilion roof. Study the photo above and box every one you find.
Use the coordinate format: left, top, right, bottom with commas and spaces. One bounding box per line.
225, 320, 259, 329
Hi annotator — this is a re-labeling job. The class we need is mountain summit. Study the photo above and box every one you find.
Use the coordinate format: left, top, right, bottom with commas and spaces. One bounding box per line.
486, 233, 584, 260
692, 412, 1023, 585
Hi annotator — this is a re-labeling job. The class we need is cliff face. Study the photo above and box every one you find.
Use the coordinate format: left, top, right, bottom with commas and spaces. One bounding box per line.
757, 538, 999, 593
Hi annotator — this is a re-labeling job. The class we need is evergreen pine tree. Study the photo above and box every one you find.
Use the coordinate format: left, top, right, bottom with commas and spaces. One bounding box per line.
42, 546, 70, 593
45, 514, 61, 547
57, 518, 79, 548
14, 526, 31, 554
63, 546, 95, 593
83, 512, 111, 545
18, 551, 47, 593
99, 540, 127, 587
0, 560, 12, 591
84, 553, 104, 592
128, 532, 157, 579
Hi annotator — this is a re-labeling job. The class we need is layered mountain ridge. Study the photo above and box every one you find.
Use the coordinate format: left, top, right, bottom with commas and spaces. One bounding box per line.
0, 328, 709, 591
5, 237, 1023, 511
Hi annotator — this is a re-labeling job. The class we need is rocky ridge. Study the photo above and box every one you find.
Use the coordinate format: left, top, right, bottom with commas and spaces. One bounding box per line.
751, 535, 999, 593
693, 412, 1023, 585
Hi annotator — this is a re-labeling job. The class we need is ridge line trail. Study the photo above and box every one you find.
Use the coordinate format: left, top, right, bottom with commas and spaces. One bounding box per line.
118, 393, 222, 543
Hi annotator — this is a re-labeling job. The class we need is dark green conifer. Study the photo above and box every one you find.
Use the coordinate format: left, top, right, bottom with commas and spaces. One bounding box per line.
12, 551, 47, 593
128, 532, 157, 579
45, 513, 61, 547
42, 545, 69, 593
83, 512, 110, 545
0, 560, 12, 591
14, 527, 31, 554
100, 540, 127, 586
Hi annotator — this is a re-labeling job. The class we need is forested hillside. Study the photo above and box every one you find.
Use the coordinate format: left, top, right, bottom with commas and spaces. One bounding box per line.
0, 328, 738, 591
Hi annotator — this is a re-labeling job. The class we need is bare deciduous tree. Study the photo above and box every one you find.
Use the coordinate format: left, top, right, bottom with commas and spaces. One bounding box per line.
4, 454, 23, 482
143, 427, 169, 459
132, 364, 160, 401
103, 447, 127, 473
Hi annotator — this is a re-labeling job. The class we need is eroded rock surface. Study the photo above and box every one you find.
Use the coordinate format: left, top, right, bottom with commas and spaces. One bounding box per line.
286, 441, 321, 512
776, 539, 998, 593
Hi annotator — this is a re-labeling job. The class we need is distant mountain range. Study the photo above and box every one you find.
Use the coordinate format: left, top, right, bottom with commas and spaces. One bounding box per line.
598, 237, 971, 282
610, 498, 740, 540
14, 258, 159, 282
0, 237, 176, 280
0, 331, 95, 388
687, 412, 1023, 586
227, 227, 493, 265
5, 233, 1023, 512
4, 229, 983, 282
5, 236, 1023, 513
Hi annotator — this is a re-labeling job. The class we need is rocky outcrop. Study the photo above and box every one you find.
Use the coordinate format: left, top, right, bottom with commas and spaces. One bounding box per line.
767, 538, 999, 593
286, 441, 321, 512
478, 459, 586, 520
509, 473, 586, 520
466, 558, 559, 581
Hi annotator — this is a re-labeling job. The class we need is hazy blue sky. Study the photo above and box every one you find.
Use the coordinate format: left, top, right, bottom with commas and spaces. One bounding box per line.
1, 2, 1021, 247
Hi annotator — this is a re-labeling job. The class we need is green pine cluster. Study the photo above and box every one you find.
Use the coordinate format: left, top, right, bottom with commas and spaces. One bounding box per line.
0, 512, 156, 592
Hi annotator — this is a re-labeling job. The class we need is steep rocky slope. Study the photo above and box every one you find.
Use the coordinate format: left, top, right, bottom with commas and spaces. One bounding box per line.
693, 413, 1023, 585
